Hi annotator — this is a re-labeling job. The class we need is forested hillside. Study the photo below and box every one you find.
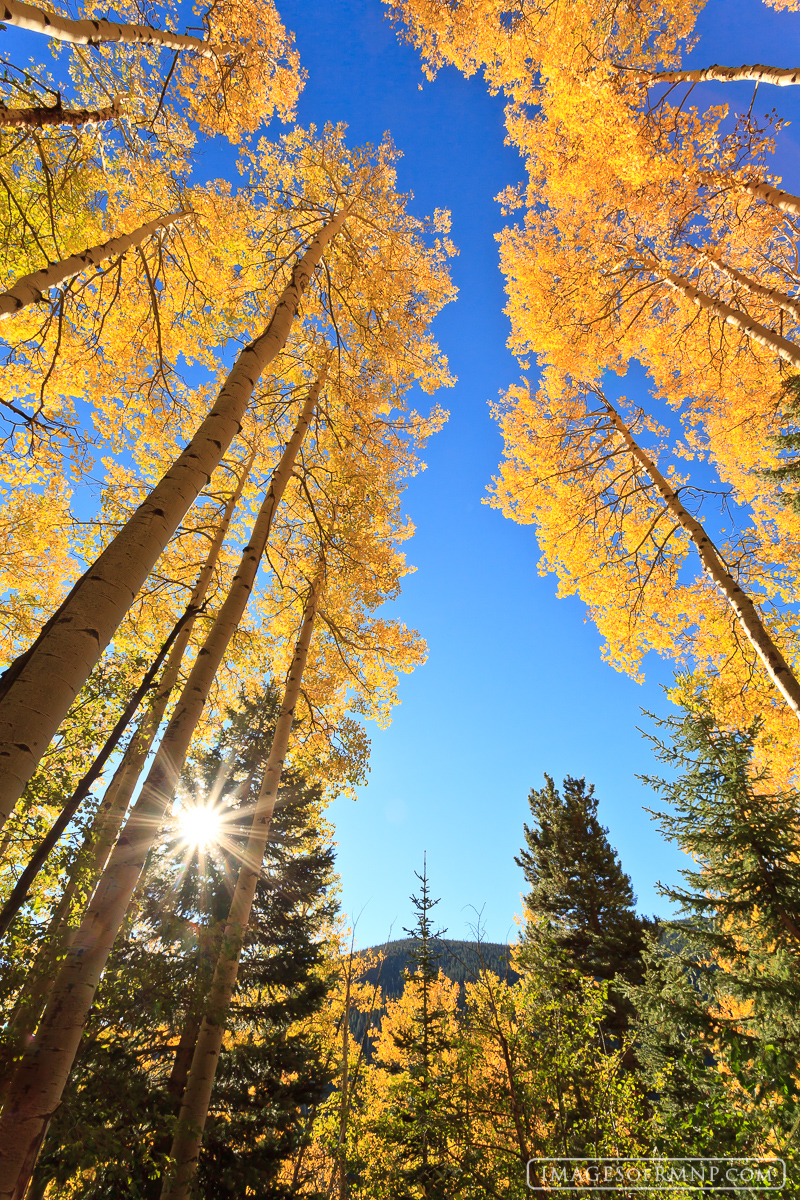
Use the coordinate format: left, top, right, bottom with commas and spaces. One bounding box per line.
362, 939, 519, 1001
0, 0, 799, 1193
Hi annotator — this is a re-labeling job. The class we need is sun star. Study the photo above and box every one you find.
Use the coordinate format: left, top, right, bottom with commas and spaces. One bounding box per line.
179, 804, 223, 849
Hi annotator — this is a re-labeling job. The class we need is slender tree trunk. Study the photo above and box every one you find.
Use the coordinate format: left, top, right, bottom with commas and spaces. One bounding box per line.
636, 64, 800, 86
0, 96, 121, 129
0, 0, 227, 56
159, 559, 326, 1200
640, 257, 800, 368
741, 178, 800, 218
92, 446, 256, 841
601, 396, 800, 721
165, 1013, 203, 1103
688, 243, 800, 324
0, 375, 326, 1199
0, 603, 199, 940
0, 210, 345, 832
0, 209, 188, 319
0, 448, 254, 938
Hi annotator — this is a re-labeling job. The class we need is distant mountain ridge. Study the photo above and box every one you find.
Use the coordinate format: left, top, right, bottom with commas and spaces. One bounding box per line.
348, 939, 519, 1053
361, 938, 519, 999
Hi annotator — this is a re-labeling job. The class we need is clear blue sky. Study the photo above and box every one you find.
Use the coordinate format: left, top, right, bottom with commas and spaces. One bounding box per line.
257, 0, 800, 947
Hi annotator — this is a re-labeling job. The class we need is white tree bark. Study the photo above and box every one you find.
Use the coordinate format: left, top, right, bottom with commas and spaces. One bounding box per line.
688, 243, 800, 325
741, 178, 800, 218
64, 445, 257, 882
0, 208, 187, 319
637, 64, 800, 87
0, 374, 327, 1200
602, 396, 800, 721
0, 451, 254, 1108
0, 209, 345, 834
160, 558, 326, 1200
0, 0, 227, 56
640, 256, 800, 368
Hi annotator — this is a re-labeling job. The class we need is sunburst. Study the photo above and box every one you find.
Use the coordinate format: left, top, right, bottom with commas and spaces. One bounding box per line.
177, 804, 224, 850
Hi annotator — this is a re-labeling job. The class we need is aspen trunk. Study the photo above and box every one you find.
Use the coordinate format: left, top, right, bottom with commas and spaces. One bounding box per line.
602, 397, 800, 721
640, 257, 800, 368
0, 603, 199, 940
0, 96, 121, 128
688, 243, 800, 324
0, 210, 345, 832
160, 561, 325, 1200
84, 447, 255, 861
0, 376, 325, 1200
0, 209, 188, 319
0, 449, 254, 938
637, 64, 800, 87
0, 0, 227, 56
741, 179, 800, 218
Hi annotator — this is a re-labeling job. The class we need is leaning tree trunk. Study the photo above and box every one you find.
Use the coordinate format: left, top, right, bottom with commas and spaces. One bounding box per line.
636, 63, 800, 86
0, 209, 346, 833
602, 396, 800, 721
0, 373, 326, 1200
160, 558, 326, 1200
640, 257, 800, 368
0, 446, 255, 938
741, 178, 800, 218
0, 451, 254, 1111
0, 96, 121, 128
688, 243, 800, 324
0, 0, 228, 55
60, 444, 257, 882
0, 209, 189, 319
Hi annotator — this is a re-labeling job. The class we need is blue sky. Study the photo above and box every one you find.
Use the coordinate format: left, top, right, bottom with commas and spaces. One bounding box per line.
255, 0, 800, 947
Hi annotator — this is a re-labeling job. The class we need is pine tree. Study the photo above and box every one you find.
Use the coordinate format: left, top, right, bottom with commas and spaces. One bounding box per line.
381, 857, 461, 1199
516, 775, 650, 1035
29, 685, 338, 1198
762, 374, 800, 513
627, 709, 800, 1167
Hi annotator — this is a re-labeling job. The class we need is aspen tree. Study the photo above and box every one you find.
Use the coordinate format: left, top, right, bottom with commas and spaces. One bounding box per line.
160, 555, 326, 1200
640, 257, 800, 368
491, 378, 800, 716
0, 0, 234, 53
0, 445, 256, 933
0, 0, 303, 140
0, 209, 189, 319
0, 208, 347, 829
637, 64, 800, 86
77, 446, 257, 852
0, 96, 121, 128
599, 392, 800, 720
741, 178, 800, 217
0, 371, 327, 1197
689, 244, 800, 323
160, 374, 440, 1192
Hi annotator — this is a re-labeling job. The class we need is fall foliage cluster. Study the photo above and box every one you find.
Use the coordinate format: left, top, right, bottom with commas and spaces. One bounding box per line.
1, 0, 800, 1192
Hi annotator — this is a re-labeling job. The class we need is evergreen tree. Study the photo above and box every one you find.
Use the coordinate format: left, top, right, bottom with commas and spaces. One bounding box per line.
32, 684, 338, 1199
516, 775, 650, 1035
381, 857, 462, 1198
762, 374, 800, 513
628, 710, 800, 1174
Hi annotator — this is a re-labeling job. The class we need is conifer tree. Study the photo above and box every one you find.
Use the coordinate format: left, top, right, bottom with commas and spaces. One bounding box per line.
28, 685, 338, 1198
382, 858, 460, 1199
762, 374, 800, 513
628, 710, 800, 1165
516, 775, 650, 1033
